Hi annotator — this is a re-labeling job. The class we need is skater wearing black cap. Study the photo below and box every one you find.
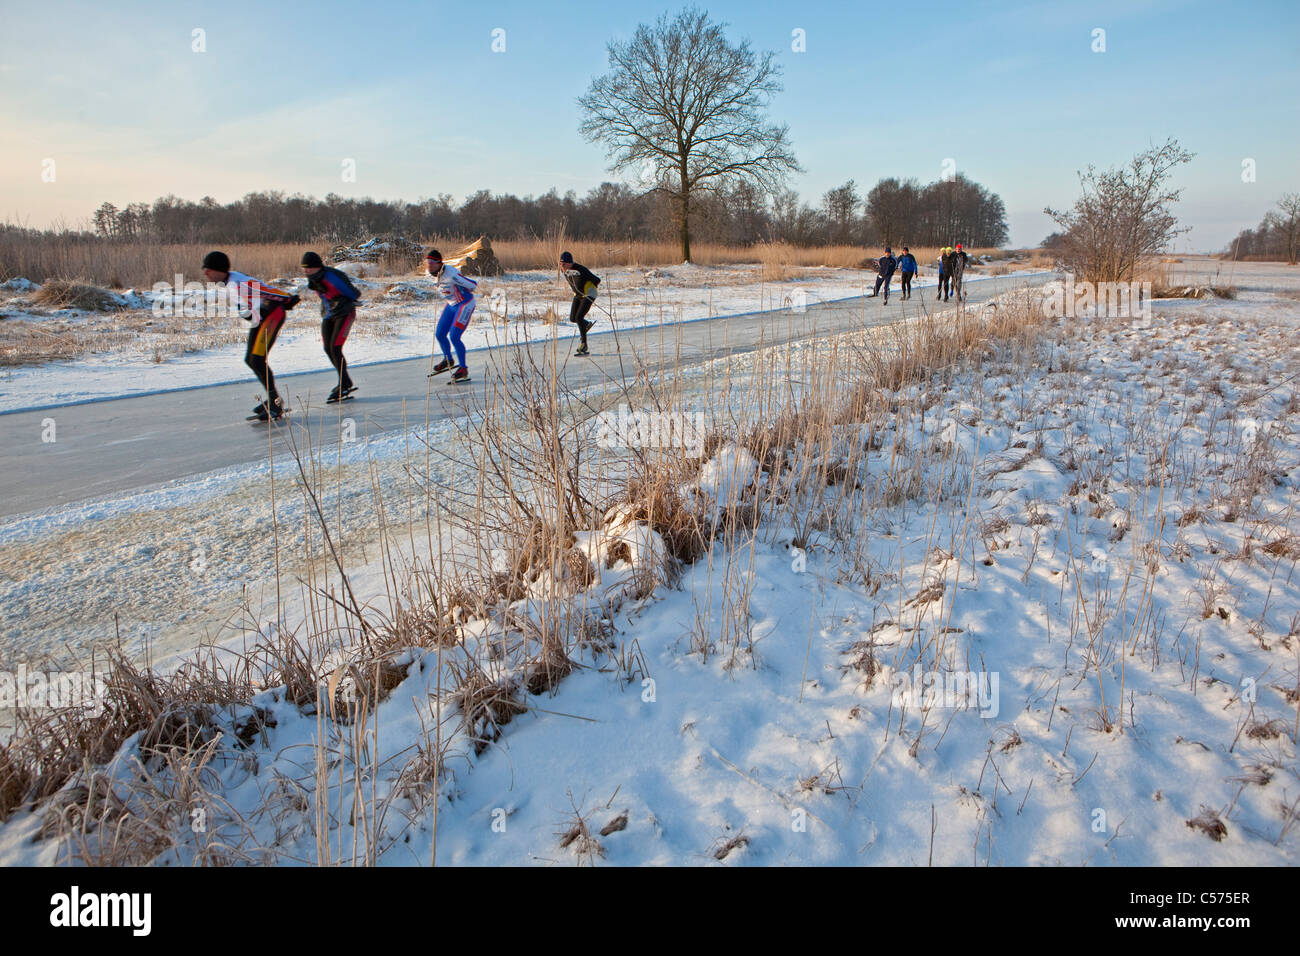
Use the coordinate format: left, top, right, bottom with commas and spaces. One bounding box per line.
301, 251, 362, 403
868, 248, 897, 304
202, 250, 300, 421
559, 251, 600, 355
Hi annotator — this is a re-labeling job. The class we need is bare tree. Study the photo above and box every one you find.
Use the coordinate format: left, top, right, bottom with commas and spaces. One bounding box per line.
865, 178, 914, 248
822, 181, 860, 245
1269, 193, 1300, 265
769, 188, 823, 245
1045, 138, 1195, 283
92, 202, 119, 238
577, 7, 800, 261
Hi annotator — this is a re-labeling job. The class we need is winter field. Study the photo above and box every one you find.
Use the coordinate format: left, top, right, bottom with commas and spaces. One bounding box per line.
0, 259, 1298, 866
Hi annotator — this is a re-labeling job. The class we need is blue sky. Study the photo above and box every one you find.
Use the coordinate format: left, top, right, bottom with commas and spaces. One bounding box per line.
1, 0, 1296, 248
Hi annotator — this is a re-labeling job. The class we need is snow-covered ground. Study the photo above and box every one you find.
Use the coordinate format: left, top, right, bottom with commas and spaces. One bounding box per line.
1164, 256, 1300, 294
0, 263, 1029, 413
1, 267, 1297, 866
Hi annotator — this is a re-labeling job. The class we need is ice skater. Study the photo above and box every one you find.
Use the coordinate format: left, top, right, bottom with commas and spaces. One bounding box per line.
301, 251, 362, 403
937, 247, 956, 301
951, 243, 969, 301
201, 250, 300, 421
868, 247, 898, 303
897, 246, 918, 300
559, 251, 601, 355
426, 248, 477, 384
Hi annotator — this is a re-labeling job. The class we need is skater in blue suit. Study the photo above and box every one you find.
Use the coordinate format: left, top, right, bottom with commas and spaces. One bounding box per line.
426, 248, 477, 384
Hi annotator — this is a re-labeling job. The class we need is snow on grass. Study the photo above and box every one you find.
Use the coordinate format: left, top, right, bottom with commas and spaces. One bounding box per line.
1, 287, 1297, 866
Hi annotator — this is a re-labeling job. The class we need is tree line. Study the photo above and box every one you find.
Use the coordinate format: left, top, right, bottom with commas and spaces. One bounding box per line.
1226, 194, 1300, 263
79, 173, 1007, 249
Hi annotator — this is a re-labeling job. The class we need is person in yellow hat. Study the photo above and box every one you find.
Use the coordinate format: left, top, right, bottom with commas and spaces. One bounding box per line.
940, 246, 960, 301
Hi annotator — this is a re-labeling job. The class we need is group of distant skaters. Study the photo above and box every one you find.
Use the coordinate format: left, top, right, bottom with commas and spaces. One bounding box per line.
866, 243, 970, 305
198, 248, 602, 421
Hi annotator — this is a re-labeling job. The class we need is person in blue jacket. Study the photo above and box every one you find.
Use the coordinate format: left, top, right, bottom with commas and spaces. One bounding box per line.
869, 247, 898, 303
896, 246, 918, 300
301, 251, 362, 403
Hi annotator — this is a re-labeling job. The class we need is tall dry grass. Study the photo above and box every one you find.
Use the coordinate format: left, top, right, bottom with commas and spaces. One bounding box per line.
491, 239, 887, 272
493, 240, 1006, 274
0, 237, 310, 289
1, 232, 1014, 289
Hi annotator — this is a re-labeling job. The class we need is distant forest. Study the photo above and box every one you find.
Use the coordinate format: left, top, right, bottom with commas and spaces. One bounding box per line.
1226, 194, 1300, 263
49, 174, 1010, 249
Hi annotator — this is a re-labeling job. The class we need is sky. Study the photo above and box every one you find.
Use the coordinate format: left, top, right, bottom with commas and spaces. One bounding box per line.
0, 0, 1297, 250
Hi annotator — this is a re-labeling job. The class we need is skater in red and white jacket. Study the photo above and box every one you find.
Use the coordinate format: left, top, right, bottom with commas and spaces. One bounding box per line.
425, 249, 477, 383
202, 250, 299, 420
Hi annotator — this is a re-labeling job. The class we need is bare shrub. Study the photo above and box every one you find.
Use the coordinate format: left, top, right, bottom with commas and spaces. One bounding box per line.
1045, 139, 1195, 283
